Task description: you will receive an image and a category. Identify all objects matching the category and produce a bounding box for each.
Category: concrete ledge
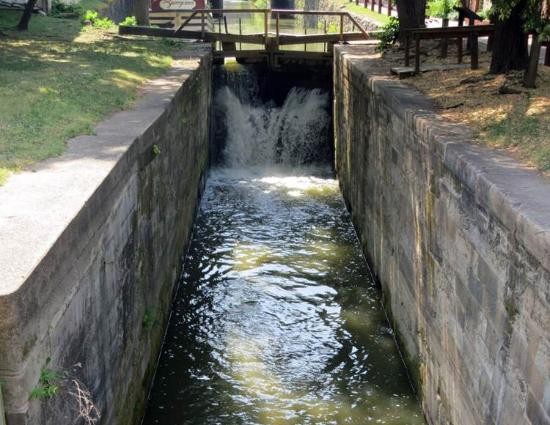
[0,46,212,425]
[334,44,550,425]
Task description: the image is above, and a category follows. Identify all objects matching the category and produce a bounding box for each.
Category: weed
[152,144,161,156]
[82,9,114,28]
[30,361,60,400]
[120,16,137,26]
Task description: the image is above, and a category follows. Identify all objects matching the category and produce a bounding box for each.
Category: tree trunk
[395,0,426,42]
[17,0,38,31]
[489,0,529,73]
[524,33,541,88]
[134,0,149,26]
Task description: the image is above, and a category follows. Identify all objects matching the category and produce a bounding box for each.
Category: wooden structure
[120,9,371,68]
[358,0,393,16]
[403,24,495,74]
[149,9,214,30]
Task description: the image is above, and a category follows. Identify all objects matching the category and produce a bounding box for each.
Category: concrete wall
[334,45,550,425]
[0,49,212,425]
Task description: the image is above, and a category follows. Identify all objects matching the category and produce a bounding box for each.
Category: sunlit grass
[407,59,550,173]
[0,10,182,184]
[332,0,391,25]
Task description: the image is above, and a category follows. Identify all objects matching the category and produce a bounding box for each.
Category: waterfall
[214,68,331,167]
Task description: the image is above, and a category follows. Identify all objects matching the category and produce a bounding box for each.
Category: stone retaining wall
[334,45,550,425]
[0,48,212,425]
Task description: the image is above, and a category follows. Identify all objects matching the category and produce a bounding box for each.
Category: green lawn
[0,11,182,184]
[334,0,391,25]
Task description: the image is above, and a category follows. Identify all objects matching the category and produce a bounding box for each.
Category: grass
[0,10,183,184]
[331,0,391,25]
[392,46,550,173]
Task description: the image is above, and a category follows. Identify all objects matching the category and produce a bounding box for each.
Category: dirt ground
[382,41,550,174]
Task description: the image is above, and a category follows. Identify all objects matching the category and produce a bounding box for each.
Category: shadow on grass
[483,92,550,171]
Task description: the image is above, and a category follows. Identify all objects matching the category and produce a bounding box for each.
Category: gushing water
[142,71,425,425]
[217,86,330,167]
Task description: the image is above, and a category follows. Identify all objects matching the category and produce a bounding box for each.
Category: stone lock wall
[334,45,550,425]
[0,49,212,425]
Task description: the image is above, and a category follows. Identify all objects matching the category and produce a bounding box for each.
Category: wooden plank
[405,24,494,39]
[119,25,265,43]
[213,50,267,58]
[277,32,366,44]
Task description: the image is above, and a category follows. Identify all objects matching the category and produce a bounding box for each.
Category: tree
[17,0,38,31]
[523,2,549,87]
[489,0,539,74]
[395,0,427,40]
[134,0,149,25]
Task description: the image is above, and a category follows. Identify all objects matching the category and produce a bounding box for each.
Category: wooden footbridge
[119,9,372,68]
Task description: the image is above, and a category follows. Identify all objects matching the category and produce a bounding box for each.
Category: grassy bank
[333,0,391,25]
[0,11,183,184]
[386,48,550,174]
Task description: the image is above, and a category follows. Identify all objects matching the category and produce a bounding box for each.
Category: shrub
[82,9,114,28]
[119,15,137,26]
[427,0,459,19]
[376,17,399,51]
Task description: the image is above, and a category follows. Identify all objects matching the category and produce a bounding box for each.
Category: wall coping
[335,44,550,272]
[0,47,210,297]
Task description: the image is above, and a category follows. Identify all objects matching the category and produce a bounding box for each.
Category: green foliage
[82,9,114,28]
[30,361,60,401]
[50,0,83,17]
[490,0,548,33]
[152,144,161,156]
[253,0,268,8]
[427,0,459,19]
[376,17,399,51]
[120,15,137,26]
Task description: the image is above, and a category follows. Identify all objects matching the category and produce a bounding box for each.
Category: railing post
[201,10,205,39]
[414,34,421,74]
[470,32,479,69]
[264,9,268,39]
[276,11,280,48]
[404,32,410,66]
[370,0,375,12]
[239,17,242,50]
[387,0,392,15]
[339,13,344,42]
[378,0,382,14]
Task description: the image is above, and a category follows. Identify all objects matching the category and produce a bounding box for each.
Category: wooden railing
[170,8,371,43]
[403,24,495,73]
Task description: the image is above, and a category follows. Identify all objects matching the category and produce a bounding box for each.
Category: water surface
[143,166,425,425]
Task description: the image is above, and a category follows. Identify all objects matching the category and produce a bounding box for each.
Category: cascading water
[217,86,330,167]
[142,66,425,425]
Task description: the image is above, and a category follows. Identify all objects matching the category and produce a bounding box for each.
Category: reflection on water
[143,166,425,425]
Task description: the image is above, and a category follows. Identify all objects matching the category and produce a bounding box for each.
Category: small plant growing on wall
[29,361,101,424]
[152,144,161,157]
[142,308,157,330]
[30,360,60,400]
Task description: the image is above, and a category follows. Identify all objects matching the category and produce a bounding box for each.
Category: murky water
[142,78,425,424]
